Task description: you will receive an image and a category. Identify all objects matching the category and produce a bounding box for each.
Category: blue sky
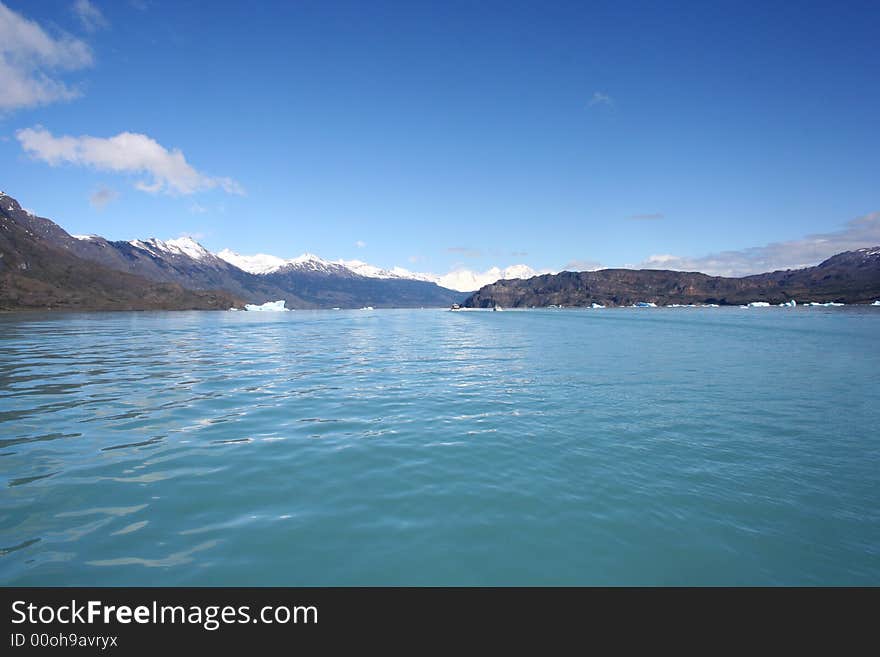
[1,0,878,277]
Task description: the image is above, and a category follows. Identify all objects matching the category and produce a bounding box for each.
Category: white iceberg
[244,300,290,312]
[590,303,605,309]
[778,300,796,307]
[633,301,657,307]
[872,301,880,306]
[747,301,771,307]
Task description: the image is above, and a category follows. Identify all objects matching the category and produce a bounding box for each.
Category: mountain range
[463,248,880,308]
[1,190,468,310]
[3,189,879,311]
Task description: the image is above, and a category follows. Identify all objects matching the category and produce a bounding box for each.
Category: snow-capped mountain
[216,248,547,292]
[3,189,879,310]
[0,191,464,308]
[129,236,215,262]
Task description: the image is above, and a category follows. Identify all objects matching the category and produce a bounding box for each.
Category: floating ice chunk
[824,302,844,307]
[244,300,290,312]
[747,301,771,307]
[778,300,796,307]
[360,306,374,310]
[590,303,605,309]
[872,301,880,306]
[633,301,657,307]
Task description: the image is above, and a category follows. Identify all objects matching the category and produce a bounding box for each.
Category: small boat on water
[450,303,463,311]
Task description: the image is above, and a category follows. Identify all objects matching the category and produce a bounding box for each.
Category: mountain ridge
[0,191,465,310]
[0,193,242,311]
[463,249,880,308]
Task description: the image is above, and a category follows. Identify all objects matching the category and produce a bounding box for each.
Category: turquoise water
[1,307,879,586]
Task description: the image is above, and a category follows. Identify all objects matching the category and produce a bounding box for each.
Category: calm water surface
[1,307,878,585]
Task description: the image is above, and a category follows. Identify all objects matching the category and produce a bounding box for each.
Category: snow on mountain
[338,259,397,279]
[216,249,288,274]
[215,248,547,291]
[130,237,214,261]
[285,253,350,275]
[217,249,349,276]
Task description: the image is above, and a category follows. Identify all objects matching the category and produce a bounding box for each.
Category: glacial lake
[1,307,878,585]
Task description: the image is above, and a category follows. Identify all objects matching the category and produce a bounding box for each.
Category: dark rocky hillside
[464,249,880,308]
[0,191,463,309]
[0,197,241,311]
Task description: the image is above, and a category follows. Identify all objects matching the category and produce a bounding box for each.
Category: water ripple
[1,308,879,585]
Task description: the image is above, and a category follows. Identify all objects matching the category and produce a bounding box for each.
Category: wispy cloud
[88,185,117,210]
[355,240,366,248]
[16,126,244,196]
[446,246,482,258]
[189,203,207,214]
[639,211,880,276]
[562,259,604,272]
[0,2,93,111]
[587,91,613,107]
[72,0,108,33]
[628,212,664,221]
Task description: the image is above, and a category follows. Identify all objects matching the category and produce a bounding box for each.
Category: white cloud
[0,2,93,111]
[433,264,551,292]
[88,185,117,209]
[588,91,613,107]
[189,203,207,214]
[16,126,244,196]
[355,240,366,248]
[638,211,880,276]
[72,0,108,33]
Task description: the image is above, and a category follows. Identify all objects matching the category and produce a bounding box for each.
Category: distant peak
[129,236,212,261]
[215,249,287,274]
[291,252,329,264]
